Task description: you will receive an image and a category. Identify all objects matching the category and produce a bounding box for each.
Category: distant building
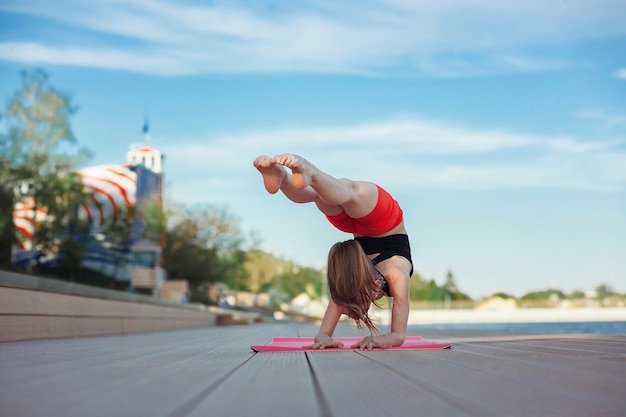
[12,144,165,291]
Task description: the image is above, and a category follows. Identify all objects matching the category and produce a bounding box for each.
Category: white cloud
[0,42,189,74]
[616,68,626,79]
[577,109,626,131]
[1,0,625,76]
[159,116,626,194]
[389,151,626,192]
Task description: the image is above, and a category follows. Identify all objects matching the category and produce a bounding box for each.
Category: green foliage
[0,68,92,268]
[491,292,516,299]
[103,206,136,281]
[224,250,250,291]
[594,284,617,300]
[2,68,90,168]
[244,249,282,293]
[520,289,565,301]
[0,165,14,266]
[30,169,89,254]
[410,269,473,302]
[245,249,324,302]
[140,199,166,243]
[162,204,249,295]
[443,269,472,301]
[567,290,586,300]
[265,265,323,300]
[59,237,83,280]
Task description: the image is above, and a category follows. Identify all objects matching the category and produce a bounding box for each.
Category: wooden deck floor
[1,322,625,417]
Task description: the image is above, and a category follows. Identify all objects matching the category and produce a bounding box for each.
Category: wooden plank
[362,336,626,416]
[453,339,626,380]
[184,352,322,417]
[0,324,290,417]
[481,337,626,357]
[177,322,323,416]
[443,336,626,413]
[1,346,252,416]
[307,350,468,416]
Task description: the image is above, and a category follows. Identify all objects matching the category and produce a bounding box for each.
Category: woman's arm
[383,271,410,346]
[305,298,345,349]
[351,261,411,349]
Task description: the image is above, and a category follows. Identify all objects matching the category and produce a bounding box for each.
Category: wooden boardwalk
[1,322,625,417]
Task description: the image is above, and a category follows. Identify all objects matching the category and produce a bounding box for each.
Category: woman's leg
[267,154,379,218]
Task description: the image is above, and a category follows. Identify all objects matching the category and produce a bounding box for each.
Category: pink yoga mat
[251,336,451,352]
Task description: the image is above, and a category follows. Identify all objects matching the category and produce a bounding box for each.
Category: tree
[521,289,565,301]
[409,270,472,302]
[567,290,586,300]
[410,277,447,301]
[162,204,248,301]
[103,206,136,284]
[264,264,323,300]
[0,68,91,270]
[595,284,616,300]
[442,269,472,301]
[491,292,516,300]
[0,159,14,266]
[443,269,458,295]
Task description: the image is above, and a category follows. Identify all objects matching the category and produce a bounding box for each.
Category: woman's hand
[304,333,344,349]
[351,335,388,351]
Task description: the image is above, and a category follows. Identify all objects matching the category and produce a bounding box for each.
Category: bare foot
[253,155,285,194]
[271,153,313,190]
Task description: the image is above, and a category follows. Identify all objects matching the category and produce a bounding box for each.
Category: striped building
[12,145,164,283]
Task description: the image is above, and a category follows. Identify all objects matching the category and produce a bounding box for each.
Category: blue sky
[1,0,625,298]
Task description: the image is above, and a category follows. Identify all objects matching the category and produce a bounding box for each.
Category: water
[410,321,626,335]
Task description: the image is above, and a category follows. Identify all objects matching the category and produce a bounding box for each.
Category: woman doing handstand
[254,153,413,350]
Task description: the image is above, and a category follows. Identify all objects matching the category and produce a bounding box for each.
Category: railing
[410,300,476,310]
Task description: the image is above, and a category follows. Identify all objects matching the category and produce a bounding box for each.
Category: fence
[410,298,625,310]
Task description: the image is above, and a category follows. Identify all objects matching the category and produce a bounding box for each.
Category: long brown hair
[327,239,380,334]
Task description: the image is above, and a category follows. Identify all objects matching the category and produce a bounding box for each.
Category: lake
[410,321,626,335]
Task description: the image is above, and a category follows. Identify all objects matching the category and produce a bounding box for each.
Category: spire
[142,113,151,144]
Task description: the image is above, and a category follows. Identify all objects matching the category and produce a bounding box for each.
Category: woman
[254,153,413,350]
